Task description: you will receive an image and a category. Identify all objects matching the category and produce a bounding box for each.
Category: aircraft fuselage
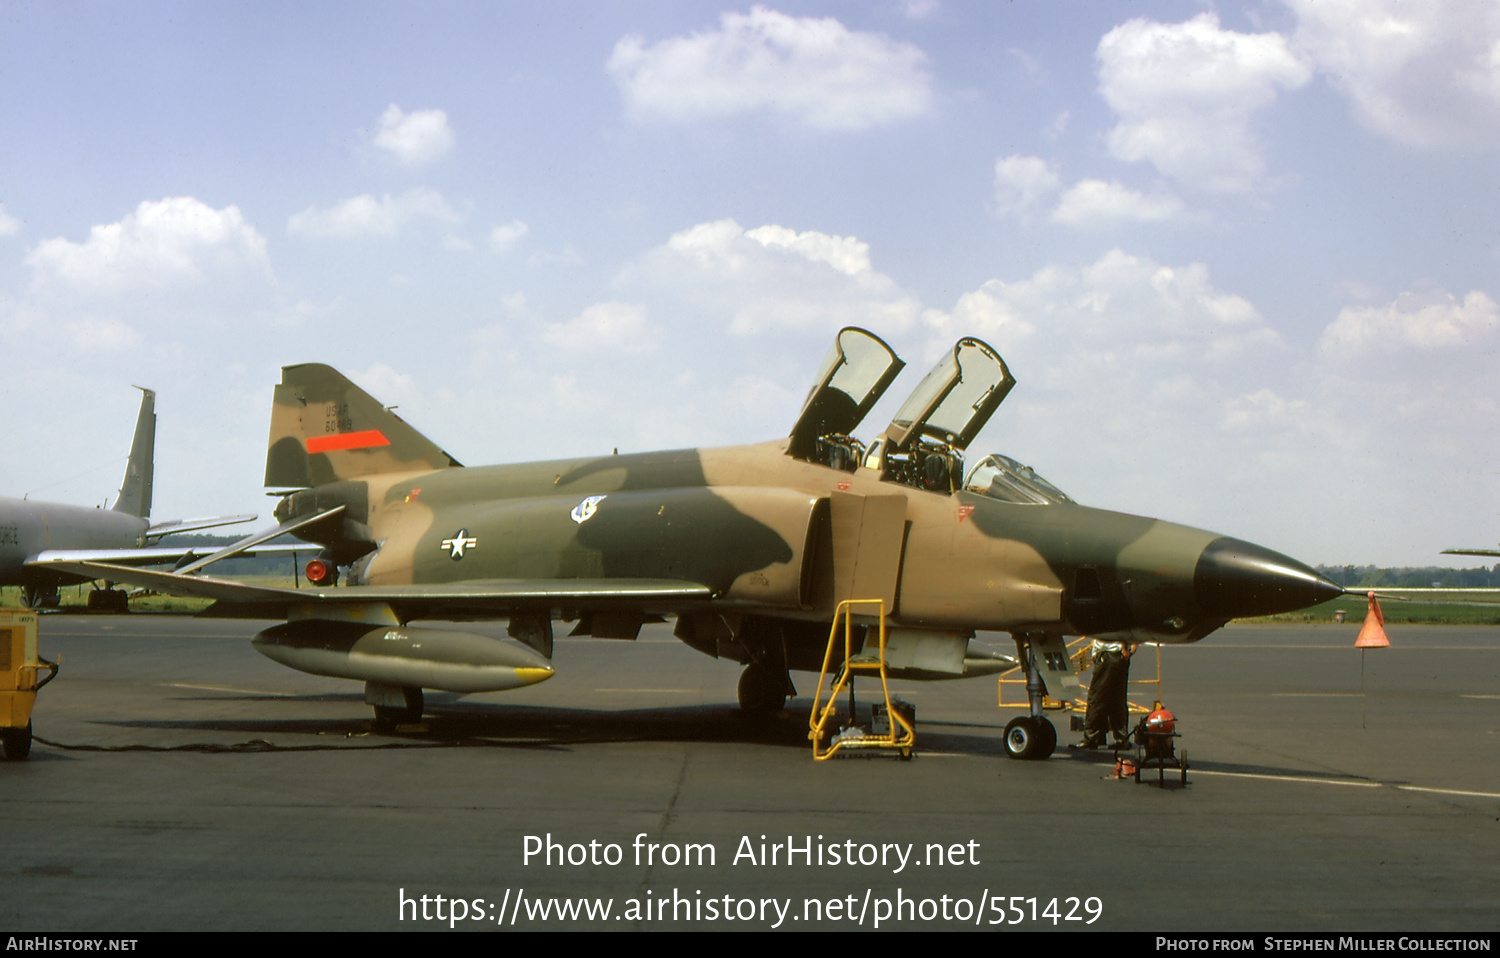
[275,438,1335,647]
[0,497,147,588]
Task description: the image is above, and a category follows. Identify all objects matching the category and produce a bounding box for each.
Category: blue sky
[1,1,1496,565]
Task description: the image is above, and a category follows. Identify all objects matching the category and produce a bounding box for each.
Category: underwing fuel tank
[252,622,554,693]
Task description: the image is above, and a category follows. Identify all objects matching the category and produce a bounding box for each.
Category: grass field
[1248,593,1500,625]
[0,578,299,616]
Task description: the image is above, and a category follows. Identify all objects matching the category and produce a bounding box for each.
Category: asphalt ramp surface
[3,616,1497,931]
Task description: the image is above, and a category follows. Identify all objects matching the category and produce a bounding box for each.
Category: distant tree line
[1318,564,1500,589]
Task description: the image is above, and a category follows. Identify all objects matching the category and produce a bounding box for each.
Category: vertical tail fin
[264,363,462,489]
[112,387,155,518]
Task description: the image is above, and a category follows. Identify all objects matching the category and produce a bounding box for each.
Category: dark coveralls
[1083,642,1134,746]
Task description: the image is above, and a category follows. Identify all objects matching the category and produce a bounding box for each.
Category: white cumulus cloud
[372,105,455,166]
[607,6,933,131]
[1285,0,1500,148]
[1223,388,1308,430]
[541,301,651,351]
[489,219,530,253]
[993,155,1186,226]
[1319,290,1500,353]
[1052,179,1186,227]
[745,224,870,275]
[634,219,921,336]
[26,197,270,296]
[287,188,461,239]
[0,204,20,237]
[928,249,1277,364]
[1097,13,1312,192]
[993,155,1063,216]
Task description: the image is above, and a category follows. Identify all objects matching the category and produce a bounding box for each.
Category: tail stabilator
[264,363,463,489]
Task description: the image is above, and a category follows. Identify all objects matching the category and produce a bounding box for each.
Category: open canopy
[787,327,904,461]
[882,337,1014,453]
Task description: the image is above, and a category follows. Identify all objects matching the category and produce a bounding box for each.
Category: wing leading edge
[27,558,714,620]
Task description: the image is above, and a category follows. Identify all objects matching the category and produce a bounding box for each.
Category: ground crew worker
[1072,638,1136,749]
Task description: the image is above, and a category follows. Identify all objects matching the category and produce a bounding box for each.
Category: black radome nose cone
[1194,537,1342,619]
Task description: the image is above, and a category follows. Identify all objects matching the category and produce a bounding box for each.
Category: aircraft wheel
[372,687,424,732]
[737,664,785,712]
[23,587,59,609]
[2,723,33,761]
[87,589,129,613]
[1003,716,1055,760]
[1036,716,1057,756]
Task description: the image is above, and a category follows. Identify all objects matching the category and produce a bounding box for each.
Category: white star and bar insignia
[440,529,478,560]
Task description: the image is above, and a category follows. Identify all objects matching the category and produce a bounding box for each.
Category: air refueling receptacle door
[882,337,1014,454]
[787,327,905,463]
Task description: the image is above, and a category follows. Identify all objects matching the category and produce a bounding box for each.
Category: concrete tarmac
[2,615,1497,932]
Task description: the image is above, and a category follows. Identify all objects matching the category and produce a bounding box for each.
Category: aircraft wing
[1362,587,1500,607]
[144,514,258,538]
[26,559,715,619]
[28,543,309,570]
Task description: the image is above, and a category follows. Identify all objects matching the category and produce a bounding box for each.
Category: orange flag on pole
[1354,591,1390,648]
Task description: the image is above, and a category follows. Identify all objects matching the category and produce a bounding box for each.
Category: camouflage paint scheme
[261,354,1327,647]
[37,331,1341,754]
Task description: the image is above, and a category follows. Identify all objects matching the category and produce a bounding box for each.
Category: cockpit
[790,328,1054,499]
[963,454,1072,505]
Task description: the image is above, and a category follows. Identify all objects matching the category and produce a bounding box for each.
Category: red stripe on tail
[306,429,391,453]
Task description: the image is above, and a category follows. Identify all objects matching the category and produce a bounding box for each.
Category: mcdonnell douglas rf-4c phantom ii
[39,329,1342,758]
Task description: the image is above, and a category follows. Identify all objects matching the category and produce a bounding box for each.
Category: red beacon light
[305,558,336,586]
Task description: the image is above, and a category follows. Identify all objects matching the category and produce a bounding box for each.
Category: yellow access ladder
[997,638,1162,719]
[808,599,915,760]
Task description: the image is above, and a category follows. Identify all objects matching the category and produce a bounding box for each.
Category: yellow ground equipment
[998,639,1163,723]
[809,599,915,760]
[1,609,57,760]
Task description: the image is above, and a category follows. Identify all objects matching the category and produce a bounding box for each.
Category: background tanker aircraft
[40,329,1341,757]
[2,388,257,610]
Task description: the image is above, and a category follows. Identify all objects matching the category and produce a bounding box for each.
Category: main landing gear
[87,588,130,613]
[366,683,424,732]
[737,662,792,712]
[22,585,59,609]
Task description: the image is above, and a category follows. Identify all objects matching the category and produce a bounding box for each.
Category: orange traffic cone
[1354,591,1390,648]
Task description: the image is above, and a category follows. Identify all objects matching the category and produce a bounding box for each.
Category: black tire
[737,664,785,712]
[88,589,129,614]
[1004,716,1053,760]
[2,723,33,761]
[1036,717,1057,756]
[372,687,424,732]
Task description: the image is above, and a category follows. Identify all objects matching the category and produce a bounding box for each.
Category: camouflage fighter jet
[3,387,260,610]
[39,329,1341,757]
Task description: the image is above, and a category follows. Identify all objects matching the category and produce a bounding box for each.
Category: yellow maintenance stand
[1,608,57,761]
[809,599,915,760]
